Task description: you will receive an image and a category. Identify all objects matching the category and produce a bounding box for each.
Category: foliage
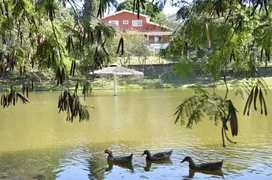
[109,30,151,65]
[58,83,91,122]
[167,0,272,147]
[116,0,167,24]
[0,0,118,122]
[0,86,29,108]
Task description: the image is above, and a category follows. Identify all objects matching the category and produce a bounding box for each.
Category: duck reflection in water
[104,149,134,172]
[105,161,134,172]
[183,169,224,179]
[144,160,173,172]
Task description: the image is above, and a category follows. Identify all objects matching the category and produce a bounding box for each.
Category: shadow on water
[143,160,173,172]
[105,161,134,172]
[183,169,224,179]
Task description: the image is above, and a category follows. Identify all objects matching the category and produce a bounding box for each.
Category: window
[132,20,142,27]
[108,20,119,26]
[123,20,129,24]
[154,36,162,43]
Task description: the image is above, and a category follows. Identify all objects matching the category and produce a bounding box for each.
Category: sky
[162,1,179,15]
[73,0,179,15]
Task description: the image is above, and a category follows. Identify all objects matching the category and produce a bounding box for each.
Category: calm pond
[0,89,271,180]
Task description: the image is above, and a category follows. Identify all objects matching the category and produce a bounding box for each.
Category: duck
[181,156,223,171]
[104,149,133,163]
[141,150,173,161]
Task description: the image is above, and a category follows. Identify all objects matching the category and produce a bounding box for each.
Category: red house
[102,10,172,45]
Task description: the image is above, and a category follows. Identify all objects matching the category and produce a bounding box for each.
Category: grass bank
[2,65,272,92]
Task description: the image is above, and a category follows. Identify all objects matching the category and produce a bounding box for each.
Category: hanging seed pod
[26,87,29,98]
[56,68,60,85]
[0,95,2,106]
[247,90,254,116]
[13,95,16,106]
[116,37,124,55]
[17,93,29,104]
[259,89,268,116]
[136,0,140,19]
[72,61,76,76]
[102,45,109,56]
[260,48,263,62]
[20,31,23,45]
[243,87,253,115]
[266,50,270,62]
[69,60,76,76]
[58,89,90,122]
[259,88,263,114]
[31,56,34,68]
[121,37,124,55]
[253,86,258,110]
[3,95,7,108]
[31,79,34,91]
[69,61,74,76]
[82,84,86,101]
[61,69,65,84]
[74,81,79,95]
[66,35,71,52]
[97,29,102,44]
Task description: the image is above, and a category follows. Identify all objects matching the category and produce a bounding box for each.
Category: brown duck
[181,156,223,171]
[141,150,173,161]
[104,149,133,163]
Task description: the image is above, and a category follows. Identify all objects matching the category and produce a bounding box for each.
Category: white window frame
[108,20,119,26]
[132,20,142,27]
[123,20,129,24]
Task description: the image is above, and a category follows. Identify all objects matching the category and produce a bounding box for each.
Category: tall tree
[0,0,117,121]
[168,0,271,147]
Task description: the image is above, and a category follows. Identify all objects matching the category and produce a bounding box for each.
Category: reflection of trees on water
[0,149,59,180]
[183,169,224,179]
[144,160,173,172]
[87,155,134,179]
[87,155,106,180]
[105,161,134,172]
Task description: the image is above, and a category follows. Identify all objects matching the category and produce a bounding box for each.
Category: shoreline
[1,76,272,93]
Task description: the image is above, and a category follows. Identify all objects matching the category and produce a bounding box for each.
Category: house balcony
[148,43,169,52]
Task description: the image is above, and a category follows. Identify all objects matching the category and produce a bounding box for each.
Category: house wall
[103,11,163,31]
[146,35,170,43]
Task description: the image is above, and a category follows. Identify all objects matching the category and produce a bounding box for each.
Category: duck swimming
[141,150,173,161]
[181,156,223,171]
[104,149,133,163]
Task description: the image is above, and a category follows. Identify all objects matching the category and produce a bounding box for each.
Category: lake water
[0,89,271,180]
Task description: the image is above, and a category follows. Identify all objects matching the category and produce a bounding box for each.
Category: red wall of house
[103,12,162,31]
[148,35,170,41]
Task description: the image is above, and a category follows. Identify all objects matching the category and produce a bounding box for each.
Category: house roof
[103,10,149,20]
[102,10,171,30]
